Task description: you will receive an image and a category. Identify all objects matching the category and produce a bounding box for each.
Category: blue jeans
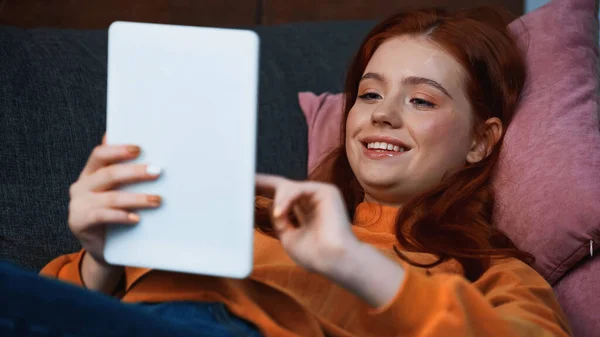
[0,262,263,337]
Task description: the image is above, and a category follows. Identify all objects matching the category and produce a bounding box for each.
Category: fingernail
[147,195,162,206]
[127,145,141,155]
[128,213,140,222]
[146,165,162,176]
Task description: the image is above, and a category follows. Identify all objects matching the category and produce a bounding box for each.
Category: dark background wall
[0,0,524,29]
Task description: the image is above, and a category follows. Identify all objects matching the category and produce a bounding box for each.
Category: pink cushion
[554,256,600,337]
[492,0,600,285]
[298,92,345,172]
[298,0,599,284]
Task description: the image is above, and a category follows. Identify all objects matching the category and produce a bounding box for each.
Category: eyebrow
[360,72,453,99]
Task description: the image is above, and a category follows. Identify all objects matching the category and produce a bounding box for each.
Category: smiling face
[346,36,481,206]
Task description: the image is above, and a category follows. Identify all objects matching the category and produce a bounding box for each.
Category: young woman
[1,7,572,337]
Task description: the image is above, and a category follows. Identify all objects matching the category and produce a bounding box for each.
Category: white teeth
[365,142,408,152]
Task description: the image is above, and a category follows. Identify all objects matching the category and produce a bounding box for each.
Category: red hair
[257,7,533,281]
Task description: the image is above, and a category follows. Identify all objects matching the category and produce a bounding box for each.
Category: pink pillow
[554,257,599,337]
[298,92,345,172]
[298,0,599,284]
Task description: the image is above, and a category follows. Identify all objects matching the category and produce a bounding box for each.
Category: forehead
[365,36,466,88]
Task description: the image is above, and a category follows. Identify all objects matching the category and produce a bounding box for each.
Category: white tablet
[104,21,259,278]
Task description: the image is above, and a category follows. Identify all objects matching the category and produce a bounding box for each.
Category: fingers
[99,191,162,210]
[273,187,313,220]
[256,174,295,215]
[68,191,161,234]
[271,187,322,241]
[68,188,163,249]
[84,192,161,227]
[256,174,311,231]
[75,163,162,193]
[256,173,324,217]
[255,173,287,198]
[86,208,141,227]
[256,174,294,232]
[80,144,141,177]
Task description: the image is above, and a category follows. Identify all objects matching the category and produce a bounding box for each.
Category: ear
[466,117,503,164]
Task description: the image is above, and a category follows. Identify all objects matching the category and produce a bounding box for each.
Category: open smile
[359,136,412,159]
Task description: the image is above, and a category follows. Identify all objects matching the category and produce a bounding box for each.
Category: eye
[409,98,436,108]
[358,92,382,101]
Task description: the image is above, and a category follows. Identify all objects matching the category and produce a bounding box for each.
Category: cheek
[345,105,372,163]
[344,108,357,154]
[415,112,471,157]
[345,106,367,141]
[345,110,356,142]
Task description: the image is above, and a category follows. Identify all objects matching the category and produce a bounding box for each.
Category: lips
[360,136,411,150]
[359,135,411,160]
[365,141,407,152]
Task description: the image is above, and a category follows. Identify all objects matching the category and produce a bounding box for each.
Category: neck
[363,193,404,208]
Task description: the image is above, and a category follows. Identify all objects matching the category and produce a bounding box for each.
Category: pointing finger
[255,173,289,198]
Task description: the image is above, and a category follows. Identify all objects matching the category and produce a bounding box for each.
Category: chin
[356,169,402,189]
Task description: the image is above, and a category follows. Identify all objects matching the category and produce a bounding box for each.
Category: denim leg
[141,302,263,337]
[0,262,240,337]
[209,303,263,337]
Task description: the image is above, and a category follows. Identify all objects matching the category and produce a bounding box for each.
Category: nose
[370,99,403,128]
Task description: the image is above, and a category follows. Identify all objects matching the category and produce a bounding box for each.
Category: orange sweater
[41,202,572,337]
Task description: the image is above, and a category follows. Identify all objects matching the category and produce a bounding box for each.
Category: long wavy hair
[256,7,534,281]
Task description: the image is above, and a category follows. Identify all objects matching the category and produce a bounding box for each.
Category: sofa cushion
[299,92,345,172]
[554,256,599,337]
[0,27,108,270]
[492,0,599,285]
